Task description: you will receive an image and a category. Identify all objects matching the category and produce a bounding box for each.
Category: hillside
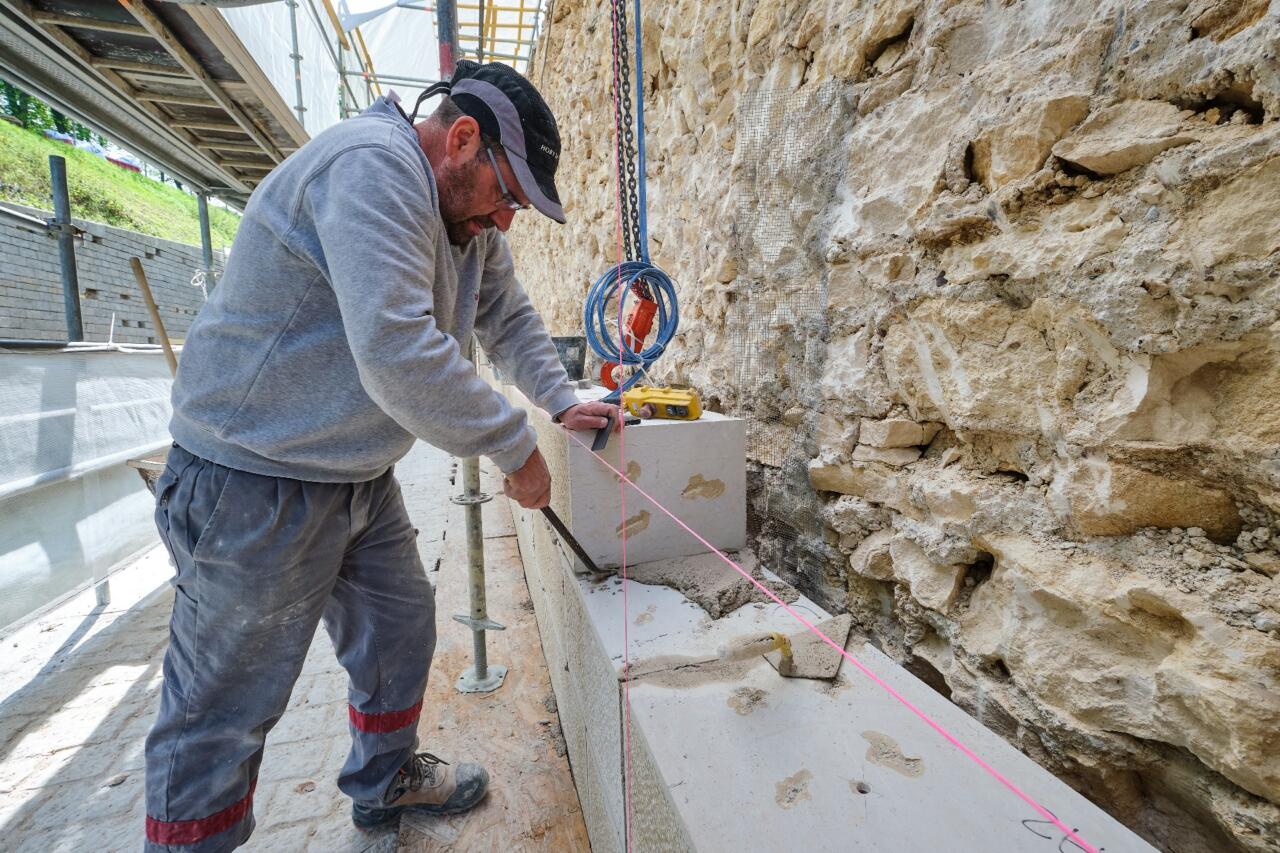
[0,120,239,248]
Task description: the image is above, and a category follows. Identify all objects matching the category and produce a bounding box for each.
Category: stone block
[971,94,1091,190]
[889,537,966,611]
[849,529,895,580]
[858,417,941,448]
[1052,100,1195,176]
[807,460,921,518]
[1063,461,1242,542]
[504,383,746,569]
[852,444,922,466]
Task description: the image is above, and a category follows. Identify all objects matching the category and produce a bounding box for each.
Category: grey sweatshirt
[169,97,580,481]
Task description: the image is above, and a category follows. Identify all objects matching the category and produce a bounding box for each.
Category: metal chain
[610,0,642,262]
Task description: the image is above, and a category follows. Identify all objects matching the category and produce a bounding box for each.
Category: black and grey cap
[412,61,565,224]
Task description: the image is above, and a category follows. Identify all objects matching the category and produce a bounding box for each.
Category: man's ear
[445,115,482,163]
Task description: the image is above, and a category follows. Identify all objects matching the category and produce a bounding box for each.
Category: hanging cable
[586,0,677,404]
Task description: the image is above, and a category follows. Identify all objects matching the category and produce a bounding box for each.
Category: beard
[436,156,493,246]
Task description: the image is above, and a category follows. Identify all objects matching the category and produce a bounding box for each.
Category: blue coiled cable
[586,0,676,404]
[583,261,678,402]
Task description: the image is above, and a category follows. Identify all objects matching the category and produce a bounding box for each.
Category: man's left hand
[557,401,623,432]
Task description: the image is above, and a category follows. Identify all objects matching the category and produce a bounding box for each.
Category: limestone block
[1051,100,1196,176]
[889,536,966,611]
[859,417,943,448]
[852,444,922,466]
[807,460,920,519]
[849,529,895,580]
[971,94,1091,190]
[1063,460,1242,542]
[509,384,746,569]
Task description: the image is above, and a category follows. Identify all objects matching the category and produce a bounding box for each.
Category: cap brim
[508,151,565,224]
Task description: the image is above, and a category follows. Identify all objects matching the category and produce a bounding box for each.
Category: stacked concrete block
[0,203,225,344]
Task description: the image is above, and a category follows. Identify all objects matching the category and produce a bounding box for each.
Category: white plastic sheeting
[222,1,345,136]
[218,1,439,139]
[0,349,173,629]
[359,7,440,84]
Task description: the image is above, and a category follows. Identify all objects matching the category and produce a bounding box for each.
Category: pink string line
[606,1,634,845]
[563,428,1100,853]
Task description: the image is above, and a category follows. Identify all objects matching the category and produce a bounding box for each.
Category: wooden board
[395,462,591,852]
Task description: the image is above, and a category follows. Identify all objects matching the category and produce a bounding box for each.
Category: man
[144,61,615,851]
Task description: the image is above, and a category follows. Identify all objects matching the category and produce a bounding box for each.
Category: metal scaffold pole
[48,155,84,344]
[451,344,507,694]
[196,193,217,291]
[437,0,458,75]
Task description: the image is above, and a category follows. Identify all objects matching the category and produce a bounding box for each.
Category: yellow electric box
[622,385,702,421]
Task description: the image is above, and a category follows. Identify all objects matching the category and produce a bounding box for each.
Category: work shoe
[352,752,489,829]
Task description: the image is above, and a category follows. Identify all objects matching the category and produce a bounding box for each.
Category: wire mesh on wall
[727,81,851,596]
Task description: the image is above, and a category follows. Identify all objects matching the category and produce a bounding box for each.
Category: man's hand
[557,401,623,432]
[504,447,551,509]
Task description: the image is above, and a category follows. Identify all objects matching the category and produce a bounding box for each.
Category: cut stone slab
[494,378,746,570]
[508,483,1159,852]
[764,613,853,680]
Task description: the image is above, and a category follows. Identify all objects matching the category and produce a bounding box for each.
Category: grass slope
[0,120,239,249]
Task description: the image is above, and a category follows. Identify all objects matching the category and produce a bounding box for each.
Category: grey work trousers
[143,444,436,851]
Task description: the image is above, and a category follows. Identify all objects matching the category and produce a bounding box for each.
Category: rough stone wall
[510,1,1280,850]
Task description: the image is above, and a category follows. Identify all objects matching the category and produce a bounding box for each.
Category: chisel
[541,506,601,573]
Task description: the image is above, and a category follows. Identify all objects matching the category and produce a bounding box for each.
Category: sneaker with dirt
[352,752,489,829]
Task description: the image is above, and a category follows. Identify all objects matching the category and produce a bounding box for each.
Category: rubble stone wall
[509,1,1280,850]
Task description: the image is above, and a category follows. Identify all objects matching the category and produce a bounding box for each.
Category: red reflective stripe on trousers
[145,778,256,845]
[348,700,423,734]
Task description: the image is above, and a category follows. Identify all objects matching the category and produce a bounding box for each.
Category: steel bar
[458,48,523,61]
[196,192,216,290]
[0,339,68,349]
[541,506,602,573]
[48,156,84,342]
[464,457,490,678]
[32,11,147,35]
[340,71,441,85]
[459,35,533,46]
[286,0,306,124]
[352,27,381,97]
[436,0,457,75]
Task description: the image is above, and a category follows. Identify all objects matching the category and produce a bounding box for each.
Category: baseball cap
[409,61,565,224]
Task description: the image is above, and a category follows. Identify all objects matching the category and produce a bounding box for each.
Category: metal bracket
[452,613,506,632]
[455,664,507,694]
[450,492,493,505]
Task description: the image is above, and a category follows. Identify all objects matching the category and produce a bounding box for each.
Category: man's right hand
[503,447,551,509]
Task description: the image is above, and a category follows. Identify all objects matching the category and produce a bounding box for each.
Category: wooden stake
[129,257,178,376]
